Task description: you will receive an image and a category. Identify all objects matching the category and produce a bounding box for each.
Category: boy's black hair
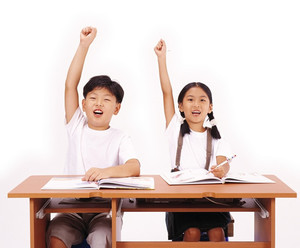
[177,82,221,139]
[83,75,124,103]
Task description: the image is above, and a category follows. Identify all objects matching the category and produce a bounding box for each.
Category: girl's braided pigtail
[207,112,221,139]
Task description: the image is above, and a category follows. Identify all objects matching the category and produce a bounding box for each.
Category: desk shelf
[44,198,111,214]
[42,197,260,214]
[122,198,260,212]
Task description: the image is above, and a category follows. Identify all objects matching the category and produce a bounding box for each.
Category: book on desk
[41,176,155,190]
[161,169,275,185]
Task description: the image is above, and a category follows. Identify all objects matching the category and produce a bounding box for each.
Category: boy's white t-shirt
[65,107,137,175]
[166,114,233,171]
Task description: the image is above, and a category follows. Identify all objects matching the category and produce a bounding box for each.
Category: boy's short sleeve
[118,134,138,165]
[65,107,86,135]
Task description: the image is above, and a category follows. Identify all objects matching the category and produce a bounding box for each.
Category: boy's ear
[82,99,86,112]
[114,103,121,115]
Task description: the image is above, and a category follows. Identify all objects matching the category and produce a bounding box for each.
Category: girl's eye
[90,97,96,100]
[104,98,111,101]
[187,98,193,102]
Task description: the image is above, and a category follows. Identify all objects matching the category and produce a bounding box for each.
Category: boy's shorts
[46,212,123,248]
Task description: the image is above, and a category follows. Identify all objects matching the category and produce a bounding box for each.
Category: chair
[71,215,234,245]
[172,215,234,242]
[71,239,90,248]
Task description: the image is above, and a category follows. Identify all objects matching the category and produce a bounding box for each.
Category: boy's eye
[104,98,111,101]
[187,98,193,101]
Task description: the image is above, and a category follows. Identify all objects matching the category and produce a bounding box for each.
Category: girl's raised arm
[154,39,175,127]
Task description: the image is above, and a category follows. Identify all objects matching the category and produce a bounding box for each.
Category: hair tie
[210,119,217,126]
[180,117,185,125]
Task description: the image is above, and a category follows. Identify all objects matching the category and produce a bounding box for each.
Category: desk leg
[111,198,117,248]
[254,198,275,248]
[30,198,50,248]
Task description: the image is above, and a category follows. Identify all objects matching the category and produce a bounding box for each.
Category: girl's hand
[82,167,110,182]
[154,39,167,58]
[210,164,227,179]
[80,26,97,47]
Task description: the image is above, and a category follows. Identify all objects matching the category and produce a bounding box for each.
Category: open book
[41,176,155,190]
[161,169,274,185]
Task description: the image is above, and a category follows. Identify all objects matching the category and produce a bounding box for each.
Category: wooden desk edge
[7,174,297,199]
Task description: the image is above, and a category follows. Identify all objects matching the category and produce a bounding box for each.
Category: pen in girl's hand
[206,155,237,174]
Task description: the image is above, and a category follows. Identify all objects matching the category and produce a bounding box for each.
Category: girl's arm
[211,156,230,179]
[154,39,175,128]
[65,26,97,123]
[82,159,140,181]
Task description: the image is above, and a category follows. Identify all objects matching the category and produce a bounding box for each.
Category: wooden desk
[8,175,297,248]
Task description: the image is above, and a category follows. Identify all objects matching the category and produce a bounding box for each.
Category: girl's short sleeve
[165,114,182,138]
[215,138,233,159]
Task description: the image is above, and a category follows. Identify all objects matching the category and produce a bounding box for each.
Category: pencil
[206,155,237,174]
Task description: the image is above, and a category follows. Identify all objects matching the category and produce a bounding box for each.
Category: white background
[1,0,299,247]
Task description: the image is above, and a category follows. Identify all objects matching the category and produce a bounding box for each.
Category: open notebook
[161,169,274,185]
[41,176,155,190]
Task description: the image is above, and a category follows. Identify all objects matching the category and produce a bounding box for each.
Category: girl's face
[178,86,212,132]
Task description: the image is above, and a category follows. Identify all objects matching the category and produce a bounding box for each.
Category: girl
[154,39,232,242]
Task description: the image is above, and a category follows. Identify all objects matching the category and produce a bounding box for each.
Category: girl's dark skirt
[166,212,231,240]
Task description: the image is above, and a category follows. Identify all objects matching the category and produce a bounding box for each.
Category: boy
[46,27,140,248]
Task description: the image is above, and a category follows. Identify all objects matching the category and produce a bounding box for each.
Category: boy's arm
[154,39,175,128]
[65,27,97,123]
[82,159,140,181]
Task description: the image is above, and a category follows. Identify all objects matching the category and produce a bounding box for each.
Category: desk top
[7,175,297,199]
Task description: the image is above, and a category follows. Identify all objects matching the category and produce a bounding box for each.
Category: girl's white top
[165,114,233,171]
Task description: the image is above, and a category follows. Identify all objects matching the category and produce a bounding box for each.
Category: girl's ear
[114,103,121,115]
[82,99,86,112]
[208,103,213,114]
[178,103,183,112]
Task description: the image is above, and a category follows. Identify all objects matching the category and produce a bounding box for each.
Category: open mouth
[192,111,201,115]
[93,109,103,115]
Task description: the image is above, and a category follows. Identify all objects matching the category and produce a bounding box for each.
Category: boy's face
[82,87,121,130]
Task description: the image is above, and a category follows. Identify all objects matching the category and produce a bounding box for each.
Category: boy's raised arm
[65,27,97,123]
[154,39,175,128]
